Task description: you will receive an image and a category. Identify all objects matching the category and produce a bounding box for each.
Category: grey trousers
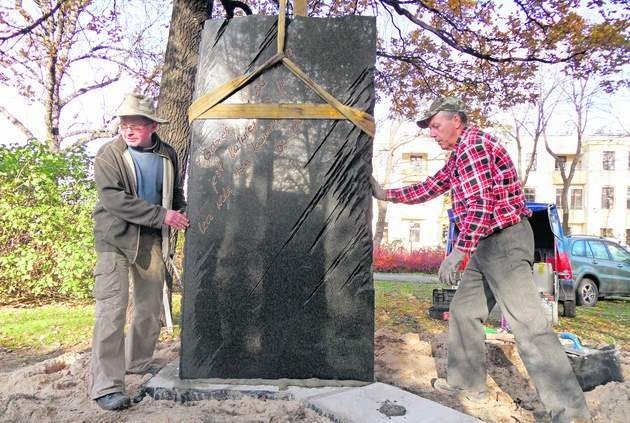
[89,232,164,399]
[447,219,590,422]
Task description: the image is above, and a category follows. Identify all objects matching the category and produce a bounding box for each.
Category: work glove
[438,248,467,285]
[370,175,387,201]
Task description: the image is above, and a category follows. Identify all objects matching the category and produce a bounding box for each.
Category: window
[602,186,615,209]
[600,228,613,238]
[570,188,583,209]
[588,241,610,260]
[555,156,567,171]
[524,187,536,202]
[603,151,615,170]
[571,240,588,257]
[409,222,421,243]
[607,242,630,262]
[403,153,427,171]
[410,154,426,170]
[555,188,563,207]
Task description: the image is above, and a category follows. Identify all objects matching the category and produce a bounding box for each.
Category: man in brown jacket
[89,94,188,410]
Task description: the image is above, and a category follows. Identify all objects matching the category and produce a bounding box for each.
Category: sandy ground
[374,330,630,422]
[1,329,628,423]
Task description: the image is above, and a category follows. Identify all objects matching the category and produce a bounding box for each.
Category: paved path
[373,272,439,283]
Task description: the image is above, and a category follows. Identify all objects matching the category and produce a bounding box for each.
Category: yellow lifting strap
[187,0,375,138]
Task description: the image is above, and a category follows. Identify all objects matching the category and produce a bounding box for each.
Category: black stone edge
[141,385,282,402]
[139,385,344,423]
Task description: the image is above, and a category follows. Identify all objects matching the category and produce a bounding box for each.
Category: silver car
[565,235,630,306]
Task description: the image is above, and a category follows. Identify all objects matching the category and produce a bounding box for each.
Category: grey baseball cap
[416,97,467,128]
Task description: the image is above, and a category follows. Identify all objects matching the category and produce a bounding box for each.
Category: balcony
[552,170,586,185]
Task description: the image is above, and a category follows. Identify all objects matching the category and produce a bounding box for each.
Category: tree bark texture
[157,0,212,173]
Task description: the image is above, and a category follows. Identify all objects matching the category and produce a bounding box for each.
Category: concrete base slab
[142,360,478,422]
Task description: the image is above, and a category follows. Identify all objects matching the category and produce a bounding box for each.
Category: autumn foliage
[373,246,445,273]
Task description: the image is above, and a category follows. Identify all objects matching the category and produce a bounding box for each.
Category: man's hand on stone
[164,210,189,231]
[438,248,467,285]
[370,175,387,201]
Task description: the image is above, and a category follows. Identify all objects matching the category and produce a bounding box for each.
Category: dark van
[446,202,577,318]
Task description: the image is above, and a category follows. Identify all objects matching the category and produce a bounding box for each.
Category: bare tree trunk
[372,120,412,247]
[561,186,570,235]
[155,0,212,325]
[373,200,388,247]
[157,0,211,171]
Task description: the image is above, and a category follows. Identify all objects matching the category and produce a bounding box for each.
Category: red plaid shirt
[386,126,531,253]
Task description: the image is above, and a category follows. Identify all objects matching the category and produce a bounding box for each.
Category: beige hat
[115,93,168,124]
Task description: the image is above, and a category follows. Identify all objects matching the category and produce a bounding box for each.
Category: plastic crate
[432,288,457,310]
[428,306,449,320]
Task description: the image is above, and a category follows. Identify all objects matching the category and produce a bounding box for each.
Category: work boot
[432,378,487,404]
[95,392,131,411]
[126,363,162,375]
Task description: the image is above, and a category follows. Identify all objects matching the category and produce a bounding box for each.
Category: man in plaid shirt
[371,97,590,422]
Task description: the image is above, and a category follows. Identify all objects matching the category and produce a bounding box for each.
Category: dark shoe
[432,378,487,404]
[95,392,130,411]
[126,363,162,375]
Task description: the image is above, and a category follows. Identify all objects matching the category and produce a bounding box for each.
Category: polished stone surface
[180,15,376,381]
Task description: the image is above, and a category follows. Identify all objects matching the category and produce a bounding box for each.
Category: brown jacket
[93,134,186,263]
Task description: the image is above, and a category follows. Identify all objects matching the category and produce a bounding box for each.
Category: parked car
[564,235,630,307]
[446,202,577,318]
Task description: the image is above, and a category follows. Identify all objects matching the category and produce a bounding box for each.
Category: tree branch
[1,0,68,42]
[60,74,121,108]
[0,104,36,140]
[377,50,482,86]
[380,0,588,64]
[63,129,117,149]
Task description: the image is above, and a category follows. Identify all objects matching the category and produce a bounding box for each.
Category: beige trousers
[89,231,164,399]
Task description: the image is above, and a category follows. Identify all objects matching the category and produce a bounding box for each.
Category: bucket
[565,345,624,391]
[540,295,557,326]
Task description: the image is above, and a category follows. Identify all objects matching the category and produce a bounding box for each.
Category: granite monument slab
[180,14,376,382]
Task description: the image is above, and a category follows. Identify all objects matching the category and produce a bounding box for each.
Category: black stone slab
[180,15,376,381]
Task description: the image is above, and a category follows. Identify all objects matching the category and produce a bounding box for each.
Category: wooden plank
[294,0,307,16]
[278,0,287,53]
[195,103,347,119]
[282,57,375,137]
[188,53,284,123]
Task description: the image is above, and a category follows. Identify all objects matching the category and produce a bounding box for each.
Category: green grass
[0,294,183,352]
[0,302,95,351]
[0,283,628,354]
[375,281,448,335]
[374,280,630,350]
[556,298,629,348]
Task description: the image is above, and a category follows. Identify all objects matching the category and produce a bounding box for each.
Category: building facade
[372,124,630,250]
